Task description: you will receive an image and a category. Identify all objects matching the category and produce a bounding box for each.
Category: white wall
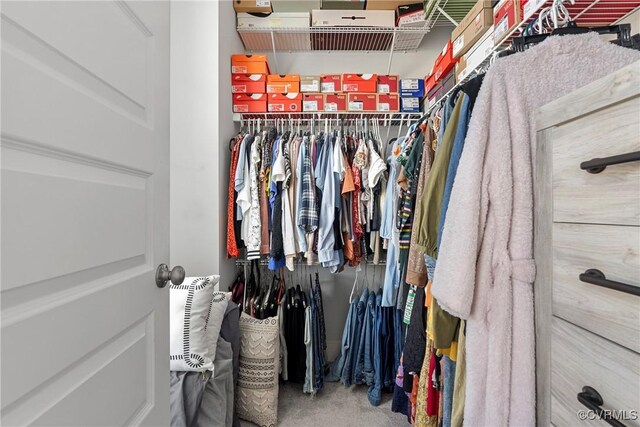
[170,0,240,285]
[217,1,247,286]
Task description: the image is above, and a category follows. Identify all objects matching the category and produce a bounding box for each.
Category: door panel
[1,2,169,425]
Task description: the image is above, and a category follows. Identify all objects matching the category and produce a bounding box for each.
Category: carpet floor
[239,381,408,427]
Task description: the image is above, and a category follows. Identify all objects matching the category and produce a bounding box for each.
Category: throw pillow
[170,275,226,371]
[236,313,280,427]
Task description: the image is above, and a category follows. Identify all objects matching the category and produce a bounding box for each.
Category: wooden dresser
[535,61,640,426]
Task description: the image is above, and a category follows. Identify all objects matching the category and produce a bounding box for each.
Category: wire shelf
[424,0,640,113]
[425,0,477,27]
[233,111,424,127]
[238,24,433,52]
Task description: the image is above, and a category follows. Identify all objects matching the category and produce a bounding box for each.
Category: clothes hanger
[396,114,405,141]
[349,268,360,303]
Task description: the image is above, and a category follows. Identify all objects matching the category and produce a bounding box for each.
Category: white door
[1,1,171,425]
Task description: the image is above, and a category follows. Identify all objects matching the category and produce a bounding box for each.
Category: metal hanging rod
[233,112,423,123]
[234,258,387,266]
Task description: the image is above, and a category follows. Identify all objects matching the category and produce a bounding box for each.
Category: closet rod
[234,259,387,266]
[233,112,422,122]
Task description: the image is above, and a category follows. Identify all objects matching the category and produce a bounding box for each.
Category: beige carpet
[239,381,408,427]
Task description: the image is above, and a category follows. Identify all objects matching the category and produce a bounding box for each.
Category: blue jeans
[381,306,394,388]
[442,356,456,427]
[312,289,324,391]
[342,288,368,386]
[393,308,404,375]
[327,299,355,382]
[360,290,376,386]
[368,290,384,406]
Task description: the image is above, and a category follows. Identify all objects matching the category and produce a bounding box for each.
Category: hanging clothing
[405,130,434,287]
[246,135,262,260]
[227,135,242,258]
[432,34,639,426]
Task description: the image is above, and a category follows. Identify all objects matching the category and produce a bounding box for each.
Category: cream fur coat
[431,33,639,426]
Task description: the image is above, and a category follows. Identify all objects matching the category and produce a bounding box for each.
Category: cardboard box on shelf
[324,93,347,111]
[432,40,458,82]
[377,93,400,111]
[400,96,420,113]
[454,56,467,83]
[400,78,424,97]
[493,0,522,45]
[397,3,425,26]
[272,0,321,12]
[312,9,395,27]
[458,25,494,81]
[343,74,378,93]
[321,75,342,93]
[233,0,272,14]
[233,94,268,113]
[377,75,399,93]
[303,94,325,111]
[301,75,321,92]
[268,93,302,112]
[237,12,311,29]
[267,74,301,93]
[365,0,417,10]
[427,70,455,101]
[231,54,270,74]
[348,93,377,111]
[451,0,493,58]
[321,0,365,10]
[424,73,437,95]
[232,74,267,94]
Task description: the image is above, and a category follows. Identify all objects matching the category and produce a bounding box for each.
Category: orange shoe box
[231,54,270,74]
[303,94,324,112]
[348,93,377,111]
[232,74,267,93]
[377,75,399,93]
[268,93,302,112]
[342,74,378,93]
[267,74,301,93]
[324,93,347,111]
[233,93,267,113]
[377,93,399,112]
[321,74,342,93]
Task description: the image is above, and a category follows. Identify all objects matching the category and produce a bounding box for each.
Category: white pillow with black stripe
[169,275,227,372]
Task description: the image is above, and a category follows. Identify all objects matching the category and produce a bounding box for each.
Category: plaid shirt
[298,137,318,233]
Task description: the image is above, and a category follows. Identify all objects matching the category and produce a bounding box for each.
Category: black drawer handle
[579,269,640,297]
[580,150,640,174]
[578,386,626,427]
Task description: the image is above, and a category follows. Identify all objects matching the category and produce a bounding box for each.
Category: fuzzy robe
[431,34,639,427]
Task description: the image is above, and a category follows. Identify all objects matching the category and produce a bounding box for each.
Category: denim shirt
[367,289,384,406]
[437,93,471,252]
[381,139,402,307]
[318,135,343,268]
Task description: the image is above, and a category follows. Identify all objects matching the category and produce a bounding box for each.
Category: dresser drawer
[551,317,640,427]
[552,222,640,352]
[552,96,640,226]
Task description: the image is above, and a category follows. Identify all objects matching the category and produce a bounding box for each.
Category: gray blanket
[170,302,240,427]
